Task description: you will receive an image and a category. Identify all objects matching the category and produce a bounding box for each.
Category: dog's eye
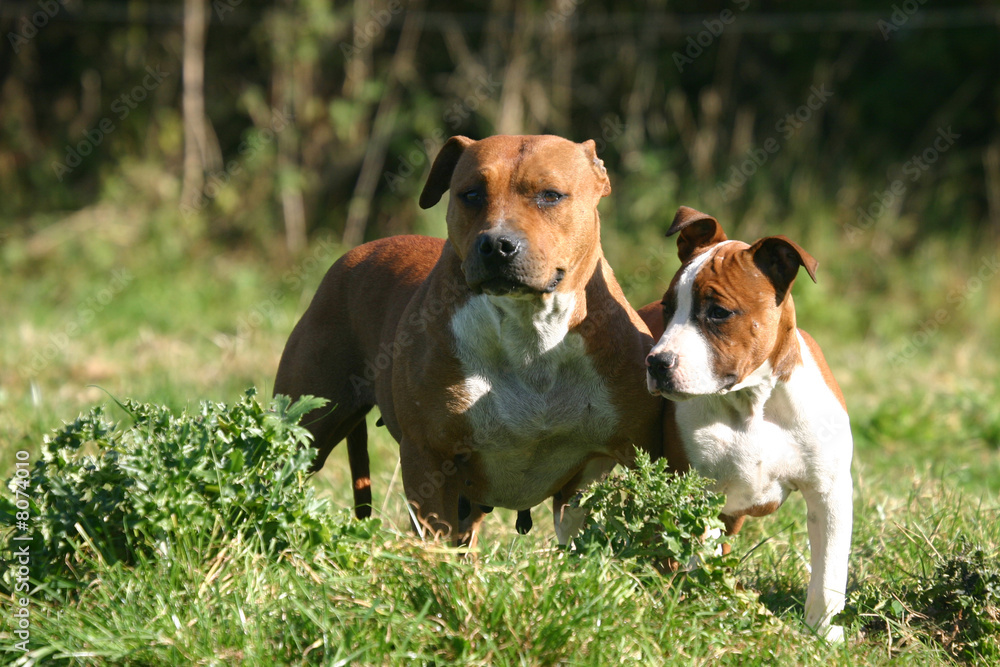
[460,189,483,206]
[538,190,565,206]
[706,304,734,321]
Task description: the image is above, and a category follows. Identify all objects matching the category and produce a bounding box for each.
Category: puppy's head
[419,135,612,297]
[646,207,817,399]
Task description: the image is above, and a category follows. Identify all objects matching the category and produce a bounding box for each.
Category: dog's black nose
[477,232,522,264]
[646,351,678,379]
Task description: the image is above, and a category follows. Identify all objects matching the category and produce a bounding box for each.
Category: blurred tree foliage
[1,0,998,249]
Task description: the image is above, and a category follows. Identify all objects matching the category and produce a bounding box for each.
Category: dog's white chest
[676,352,852,516]
[677,397,804,514]
[449,294,618,509]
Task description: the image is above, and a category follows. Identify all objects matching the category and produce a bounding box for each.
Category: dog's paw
[516,509,533,534]
[820,624,845,643]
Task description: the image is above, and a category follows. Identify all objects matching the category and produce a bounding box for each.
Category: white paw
[819,623,845,643]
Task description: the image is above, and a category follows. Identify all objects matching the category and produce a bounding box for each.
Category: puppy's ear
[419,136,475,209]
[665,207,727,263]
[580,139,612,197]
[750,235,818,304]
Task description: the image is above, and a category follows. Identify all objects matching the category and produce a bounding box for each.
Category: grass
[1,192,998,664]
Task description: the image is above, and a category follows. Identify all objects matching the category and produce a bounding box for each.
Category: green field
[1,196,998,665]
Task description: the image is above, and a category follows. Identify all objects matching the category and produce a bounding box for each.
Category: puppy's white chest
[676,355,853,516]
[678,401,803,515]
[449,294,618,508]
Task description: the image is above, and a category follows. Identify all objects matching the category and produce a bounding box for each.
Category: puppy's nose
[477,232,522,264]
[646,351,678,379]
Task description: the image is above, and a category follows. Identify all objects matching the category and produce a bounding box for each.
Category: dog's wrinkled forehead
[668,241,744,303]
[675,240,745,284]
[676,240,780,310]
[453,135,597,189]
[694,240,750,270]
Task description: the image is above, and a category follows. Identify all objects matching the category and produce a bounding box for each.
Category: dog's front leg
[400,438,467,545]
[552,456,618,545]
[800,475,853,642]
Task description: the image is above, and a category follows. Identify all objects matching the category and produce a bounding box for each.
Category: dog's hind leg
[347,421,372,519]
[305,404,373,520]
[305,404,369,471]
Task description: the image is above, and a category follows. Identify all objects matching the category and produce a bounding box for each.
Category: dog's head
[646,206,818,399]
[420,135,612,297]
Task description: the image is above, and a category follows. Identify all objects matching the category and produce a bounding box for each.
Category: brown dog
[275,135,666,545]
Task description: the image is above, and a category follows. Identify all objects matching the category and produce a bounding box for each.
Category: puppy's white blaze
[650,243,736,395]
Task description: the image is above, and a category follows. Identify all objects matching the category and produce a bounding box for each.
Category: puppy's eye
[461,189,483,205]
[706,304,734,321]
[539,190,565,205]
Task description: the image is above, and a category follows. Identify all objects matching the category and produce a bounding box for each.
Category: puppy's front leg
[801,476,853,642]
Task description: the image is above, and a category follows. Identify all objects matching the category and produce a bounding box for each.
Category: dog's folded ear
[750,235,818,304]
[666,206,728,262]
[419,135,476,209]
[580,139,612,197]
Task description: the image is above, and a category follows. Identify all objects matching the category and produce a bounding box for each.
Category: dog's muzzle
[464,230,561,296]
[645,351,690,399]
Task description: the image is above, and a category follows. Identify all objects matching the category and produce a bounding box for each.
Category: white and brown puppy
[640,206,854,641]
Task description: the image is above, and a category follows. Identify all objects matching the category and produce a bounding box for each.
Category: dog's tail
[346,422,372,519]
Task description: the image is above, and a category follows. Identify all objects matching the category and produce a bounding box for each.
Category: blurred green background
[3,1,998,246]
[3,4,999,661]
[1,0,998,498]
